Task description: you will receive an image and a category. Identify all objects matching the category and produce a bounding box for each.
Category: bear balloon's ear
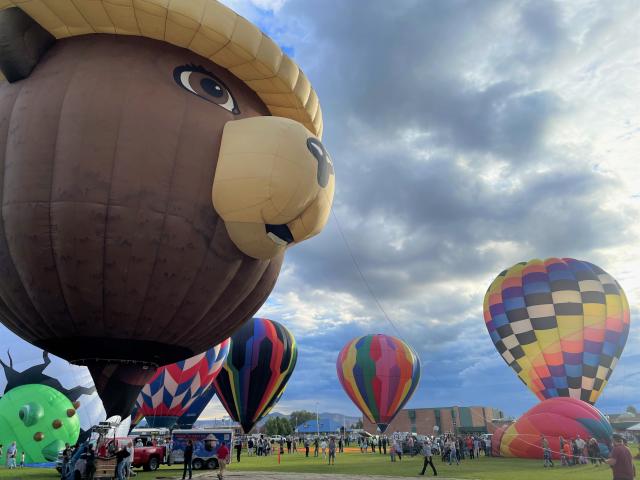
[0,7,55,83]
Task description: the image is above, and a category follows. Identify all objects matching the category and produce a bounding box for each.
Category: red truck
[129,428,172,471]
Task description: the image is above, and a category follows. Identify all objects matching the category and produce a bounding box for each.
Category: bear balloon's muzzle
[212,116,335,259]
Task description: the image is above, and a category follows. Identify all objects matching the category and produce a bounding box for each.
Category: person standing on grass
[304,438,310,457]
[382,436,387,455]
[561,441,571,466]
[314,437,319,457]
[449,438,459,466]
[85,444,96,480]
[182,440,193,480]
[216,441,230,480]
[328,437,336,466]
[541,435,554,468]
[7,442,17,469]
[606,434,635,480]
[419,441,437,476]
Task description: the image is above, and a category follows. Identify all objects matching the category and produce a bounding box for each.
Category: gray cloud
[235,0,640,416]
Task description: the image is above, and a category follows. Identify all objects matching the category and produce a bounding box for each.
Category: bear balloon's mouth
[266,224,295,246]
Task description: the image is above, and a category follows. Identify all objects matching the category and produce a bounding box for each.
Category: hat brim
[0,0,322,138]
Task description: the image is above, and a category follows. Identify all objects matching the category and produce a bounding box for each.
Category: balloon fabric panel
[484,258,630,404]
[212,318,297,433]
[136,340,229,424]
[498,397,612,459]
[336,334,420,432]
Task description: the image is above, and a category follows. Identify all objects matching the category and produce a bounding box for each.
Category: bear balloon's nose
[212,117,335,259]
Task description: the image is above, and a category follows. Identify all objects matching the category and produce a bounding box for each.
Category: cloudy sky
[199,0,640,421]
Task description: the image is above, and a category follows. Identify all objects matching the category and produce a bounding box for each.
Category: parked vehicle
[129,428,171,471]
[170,429,234,470]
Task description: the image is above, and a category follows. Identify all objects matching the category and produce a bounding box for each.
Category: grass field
[0,451,637,480]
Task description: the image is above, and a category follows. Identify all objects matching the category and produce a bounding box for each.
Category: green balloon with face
[0,384,80,463]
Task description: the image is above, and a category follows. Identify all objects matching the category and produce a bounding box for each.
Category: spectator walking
[216,442,230,480]
[304,438,310,457]
[320,439,327,459]
[419,442,438,476]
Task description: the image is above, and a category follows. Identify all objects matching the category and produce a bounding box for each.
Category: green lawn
[229,450,631,479]
[0,452,637,480]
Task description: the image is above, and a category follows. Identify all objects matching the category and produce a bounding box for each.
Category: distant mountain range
[256,411,362,428]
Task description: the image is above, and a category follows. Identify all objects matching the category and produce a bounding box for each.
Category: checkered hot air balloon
[484,258,630,404]
[212,318,297,433]
[336,334,421,433]
[135,339,230,428]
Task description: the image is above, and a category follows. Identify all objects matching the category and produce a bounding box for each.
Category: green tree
[264,416,294,436]
[626,405,637,416]
[288,410,316,431]
[351,419,363,429]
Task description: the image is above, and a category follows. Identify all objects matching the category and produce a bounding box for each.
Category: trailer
[170,429,233,470]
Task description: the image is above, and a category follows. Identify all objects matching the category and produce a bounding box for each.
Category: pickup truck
[130,441,167,471]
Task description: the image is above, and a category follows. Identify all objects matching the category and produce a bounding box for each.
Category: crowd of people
[234,434,344,465]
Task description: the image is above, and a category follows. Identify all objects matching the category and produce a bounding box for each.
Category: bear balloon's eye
[173,65,239,114]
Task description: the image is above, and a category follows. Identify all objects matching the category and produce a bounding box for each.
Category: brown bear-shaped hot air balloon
[0,1,334,417]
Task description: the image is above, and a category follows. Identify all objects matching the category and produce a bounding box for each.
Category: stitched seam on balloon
[132,92,189,339]
[34,1,71,38]
[130,0,143,36]
[68,0,97,35]
[162,220,218,343]
[173,256,266,347]
[100,70,129,337]
[0,84,52,340]
[100,1,118,36]
[49,61,82,336]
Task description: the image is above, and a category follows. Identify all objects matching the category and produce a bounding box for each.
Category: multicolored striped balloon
[135,339,230,428]
[212,318,297,433]
[484,258,630,404]
[336,334,421,433]
[498,397,612,459]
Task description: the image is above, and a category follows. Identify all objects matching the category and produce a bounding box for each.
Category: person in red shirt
[606,434,635,480]
[216,442,230,480]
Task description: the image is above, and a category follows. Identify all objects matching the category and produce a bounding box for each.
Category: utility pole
[316,402,320,437]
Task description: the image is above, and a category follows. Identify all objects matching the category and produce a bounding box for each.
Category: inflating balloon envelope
[135,339,229,428]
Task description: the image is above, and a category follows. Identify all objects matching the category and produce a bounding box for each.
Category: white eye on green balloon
[19,402,44,426]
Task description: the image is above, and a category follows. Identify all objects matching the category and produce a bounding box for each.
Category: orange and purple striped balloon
[336,334,421,432]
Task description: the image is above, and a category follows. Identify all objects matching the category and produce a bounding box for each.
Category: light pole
[316,402,320,437]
